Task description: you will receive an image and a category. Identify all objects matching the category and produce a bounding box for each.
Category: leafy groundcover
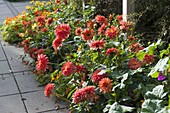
[1,0,170,113]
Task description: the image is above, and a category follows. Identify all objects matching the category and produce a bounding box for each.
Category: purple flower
[158,71,166,81]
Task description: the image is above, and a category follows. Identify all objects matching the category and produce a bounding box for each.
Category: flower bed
[1,0,170,112]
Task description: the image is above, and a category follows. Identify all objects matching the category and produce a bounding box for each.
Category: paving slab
[0,60,10,73]
[14,6,27,14]
[15,71,43,93]
[0,74,19,96]
[22,91,69,113]
[0,75,19,96]
[2,43,32,72]
[0,46,6,60]
[11,1,30,7]
[0,94,26,113]
[38,109,69,113]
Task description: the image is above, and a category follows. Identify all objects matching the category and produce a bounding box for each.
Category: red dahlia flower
[128,58,142,70]
[95,15,108,25]
[98,78,113,94]
[116,15,123,21]
[105,26,119,39]
[81,28,94,41]
[106,47,120,55]
[54,23,71,39]
[52,37,63,51]
[72,86,98,104]
[61,61,75,76]
[36,16,46,27]
[44,83,55,98]
[90,39,105,50]
[91,70,107,83]
[128,43,144,53]
[143,54,154,64]
[36,54,49,72]
[98,23,106,35]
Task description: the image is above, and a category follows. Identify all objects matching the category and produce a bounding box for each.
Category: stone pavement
[0,0,69,113]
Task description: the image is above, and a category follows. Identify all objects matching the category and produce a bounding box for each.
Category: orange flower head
[36,54,49,72]
[54,23,71,39]
[90,39,105,50]
[95,15,108,25]
[36,16,46,27]
[44,83,55,98]
[86,20,95,29]
[75,27,82,36]
[81,28,94,41]
[98,78,113,94]
[128,35,135,42]
[128,58,142,70]
[105,26,119,39]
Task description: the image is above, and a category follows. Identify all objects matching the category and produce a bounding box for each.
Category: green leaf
[136,51,146,60]
[145,85,167,99]
[151,71,159,78]
[148,57,169,76]
[141,99,166,113]
[103,102,134,113]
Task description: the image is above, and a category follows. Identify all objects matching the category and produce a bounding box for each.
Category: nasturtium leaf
[141,99,166,113]
[145,85,167,99]
[136,51,146,60]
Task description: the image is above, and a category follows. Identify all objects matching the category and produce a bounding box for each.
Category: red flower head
[105,26,119,39]
[44,83,55,98]
[47,18,53,25]
[52,37,63,51]
[95,15,108,25]
[36,54,49,72]
[98,23,107,35]
[81,28,94,41]
[22,20,31,28]
[91,70,107,83]
[36,49,45,55]
[128,43,144,53]
[90,39,105,50]
[36,16,46,27]
[86,20,95,29]
[98,78,113,94]
[116,15,123,21]
[54,23,71,39]
[41,27,48,33]
[106,47,120,55]
[61,61,75,76]
[75,65,87,73]
[120,21,132,31]
[55,0,60,5]
[128,58,142,70]
[128,35,135,42]
[143,54,155,64]
[75,27,82,36]
[72,86,98,104]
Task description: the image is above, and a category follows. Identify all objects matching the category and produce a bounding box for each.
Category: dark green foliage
[134,0,170,47]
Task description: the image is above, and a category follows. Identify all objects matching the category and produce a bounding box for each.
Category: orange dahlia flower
[98,78,113,94]
[36,54,49,72]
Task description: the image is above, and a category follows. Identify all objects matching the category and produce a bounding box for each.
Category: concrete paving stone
[22,91,69,113]
[0,75,19,96]
[2,44,32,72]
[0,46,6,60]
[11,1,30,7]
[0,0,4,4]
[15,6,27,14]
[0,94,26,113]
[0,60,10,73]
[0,19,5,25]
[38,109,69,113]
[15,71,43,93]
